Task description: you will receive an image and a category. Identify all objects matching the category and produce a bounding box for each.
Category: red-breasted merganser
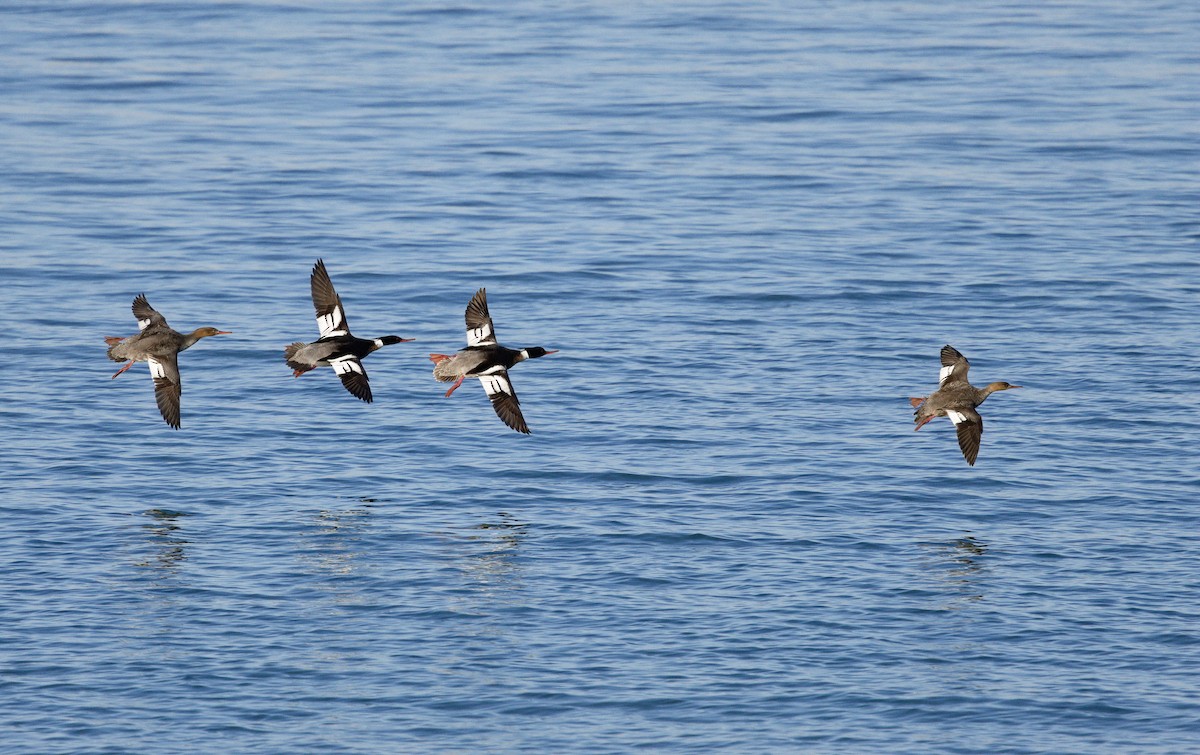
[429,288,557,434]
[911,345,1021,466]
[105,295,231,429]
[284,259,413,403]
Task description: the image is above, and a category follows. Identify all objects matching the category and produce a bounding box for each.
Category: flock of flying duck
[105,260,1020,463]
[106,259,557,435]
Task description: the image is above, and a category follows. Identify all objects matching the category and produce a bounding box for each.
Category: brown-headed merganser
[911,345,1021,466]
[284,259,413,403]
[105,295,231,429]
[429,288,557,434]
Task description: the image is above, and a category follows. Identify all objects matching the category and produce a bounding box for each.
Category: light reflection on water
[134,508,190,575]
[445,511,528,603]
[918,533,989,611]
[301,504,373,579]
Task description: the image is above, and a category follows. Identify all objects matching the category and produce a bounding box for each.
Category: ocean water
[1,1,1198,752]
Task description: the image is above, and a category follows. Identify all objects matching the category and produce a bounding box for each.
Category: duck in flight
[284,259,413,403]
[430,288,557,434]
[911,345,1021,466]
[106,295,231,429]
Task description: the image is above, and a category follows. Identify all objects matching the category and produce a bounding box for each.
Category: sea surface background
[1,1,1198,752]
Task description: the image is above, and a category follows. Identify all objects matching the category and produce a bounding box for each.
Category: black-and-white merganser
[105,295,231,429]
[911,345,1021,466]
[284,259,413,403]
[429,288,557,434]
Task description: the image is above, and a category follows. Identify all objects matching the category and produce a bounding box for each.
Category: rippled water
[2,1,1198,752]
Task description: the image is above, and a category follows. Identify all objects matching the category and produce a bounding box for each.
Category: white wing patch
[939,365,955,386]
[946,409,969,425]
[148,358,167,380]
[318,306,347,338]
[330,356,364,375]
[480,373,513,397]
[138,318,154,331]
[467,322,494,347]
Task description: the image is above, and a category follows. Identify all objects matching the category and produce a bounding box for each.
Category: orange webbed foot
[444,374,465,397]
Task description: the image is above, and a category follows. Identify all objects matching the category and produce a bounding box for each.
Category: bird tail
[105,338,127,362]
[430,355,461,382]
[284,342,314,373]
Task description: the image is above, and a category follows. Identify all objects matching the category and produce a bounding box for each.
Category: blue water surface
[1,1,1198,752]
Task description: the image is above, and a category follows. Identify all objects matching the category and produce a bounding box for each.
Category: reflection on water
[134,508,189,575]
[447,512,528,600]
[293,502,378,624]
[918,534,988,611]
[300,504,373,579]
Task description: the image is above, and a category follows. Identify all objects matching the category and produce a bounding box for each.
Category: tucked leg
[111,362,134,379]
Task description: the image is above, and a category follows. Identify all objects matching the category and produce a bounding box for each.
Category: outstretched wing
[132,294,169,331]
[311,259,350,338]
[147,353,182,429]
[479,369,529,434]
[946,407,982,466]
[939,344,971,386]
[329,354,372,403]
[465,288,496,347]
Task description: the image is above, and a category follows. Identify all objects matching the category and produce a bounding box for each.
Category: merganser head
[518,347,558,361]
[194,327,232,339]
[377,335,415,346]
[986,381,1021,392]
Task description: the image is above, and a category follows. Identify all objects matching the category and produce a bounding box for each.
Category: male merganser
[911,345,1021,465]
[284,259,413,403]
[105,295,231,429]
[429,288,557,434]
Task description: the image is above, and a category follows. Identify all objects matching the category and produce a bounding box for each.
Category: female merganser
[284,259,413,403]
[105,295,231,429]
[911,345,1021,465]
[429,288,557,434]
